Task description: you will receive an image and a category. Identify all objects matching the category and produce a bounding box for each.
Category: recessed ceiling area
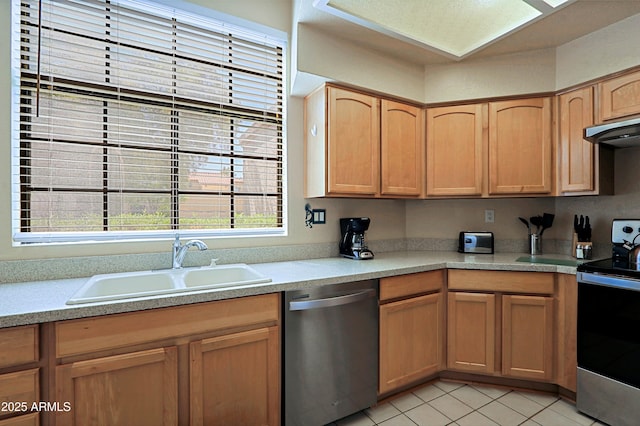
[314,0,576,60]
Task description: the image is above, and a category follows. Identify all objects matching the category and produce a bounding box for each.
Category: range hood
[584,117,640,148]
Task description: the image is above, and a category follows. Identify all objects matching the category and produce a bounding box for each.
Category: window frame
[11,0,288,245]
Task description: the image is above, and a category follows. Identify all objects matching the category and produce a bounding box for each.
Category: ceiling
[296,0,640,65]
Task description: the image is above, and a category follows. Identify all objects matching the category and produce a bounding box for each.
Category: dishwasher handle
[289,288,376,311]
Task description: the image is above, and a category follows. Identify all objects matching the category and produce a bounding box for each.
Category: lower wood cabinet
[190,326,279,426]
[502,295,553,381]
[0,413,39,426]
[56,348,178,426]
[556,273,578,392]
[51,294,280,426]
[447,270,555,383]
[447,292,496,374]
[0,326,40,426]
[379,271,445,395]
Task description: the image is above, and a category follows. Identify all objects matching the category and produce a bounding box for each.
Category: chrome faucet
[172,234,208,269]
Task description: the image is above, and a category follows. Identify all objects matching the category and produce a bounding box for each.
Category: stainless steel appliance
[576,219,640,426]
[458,231,494,254]
[339,217,374,259]
[283,280,378,426]
[584,116,640,148]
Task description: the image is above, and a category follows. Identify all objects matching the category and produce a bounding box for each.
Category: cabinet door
[379,292,443,394]
[556,273,577,392]
[381,100,423,196]
[600,69,640,121]
[426,104,485,196]
[190,326,280,426]
[559,87,595,193]
[489,98,552,195]
[502,295,553,381]
[56,347,178,426]
[328,87,380,195]
[447,292,495,374]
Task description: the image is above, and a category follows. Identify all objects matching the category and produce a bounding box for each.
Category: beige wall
[556,13,640,90]
[295,24,425,102]
[423,49,557,103]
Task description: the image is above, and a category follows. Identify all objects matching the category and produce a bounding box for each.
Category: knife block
[572,232,578,258]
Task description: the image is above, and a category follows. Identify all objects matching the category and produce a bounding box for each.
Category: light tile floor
[329,380,607,426]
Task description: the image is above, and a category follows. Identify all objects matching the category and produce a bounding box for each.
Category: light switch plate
[313,209,326,224]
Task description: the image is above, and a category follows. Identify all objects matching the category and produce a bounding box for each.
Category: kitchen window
[12,0,286,244]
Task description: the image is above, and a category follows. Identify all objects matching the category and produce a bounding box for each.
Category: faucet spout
[172,234,208,269]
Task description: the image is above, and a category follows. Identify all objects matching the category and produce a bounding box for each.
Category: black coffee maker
[339,217,374,260]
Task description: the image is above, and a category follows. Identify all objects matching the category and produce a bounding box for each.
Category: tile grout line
[353,381,592,426]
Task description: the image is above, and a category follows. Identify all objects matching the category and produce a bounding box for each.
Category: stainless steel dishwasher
[283,280,378,426]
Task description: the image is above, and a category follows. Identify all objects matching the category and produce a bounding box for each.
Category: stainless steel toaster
[458,231,494,254]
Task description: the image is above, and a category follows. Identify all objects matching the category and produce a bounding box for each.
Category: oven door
[577,272,640,426]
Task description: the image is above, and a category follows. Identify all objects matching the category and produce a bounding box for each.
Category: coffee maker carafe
[339,217,374,260]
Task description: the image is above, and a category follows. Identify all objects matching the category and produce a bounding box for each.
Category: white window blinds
[14,0,285,244]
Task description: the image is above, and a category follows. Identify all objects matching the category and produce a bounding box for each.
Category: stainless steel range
[576,219,640,426]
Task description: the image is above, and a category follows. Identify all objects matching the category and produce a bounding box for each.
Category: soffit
[297,0,640,65]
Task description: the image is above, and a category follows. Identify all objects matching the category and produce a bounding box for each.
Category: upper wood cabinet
[381,100,423,196]
[426,104,485,197]
[327,87,380,195]
[558,87,595,193]
[488,98,553,195]
[426,98,552,197]
[304,85,379,197]
[304,84,423,198]
[599,69,640,122]
[558,87,614,196]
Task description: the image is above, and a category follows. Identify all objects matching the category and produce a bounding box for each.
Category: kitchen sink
[66,270,180,305]
[66,264,271,305]
[183,264,272,289]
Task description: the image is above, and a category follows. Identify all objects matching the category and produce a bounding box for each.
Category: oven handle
[289,288,376,311]
[577,272,640,292]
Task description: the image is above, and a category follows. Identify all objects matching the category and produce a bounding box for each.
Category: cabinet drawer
[55,293,280,358]
[380,270,444,301]
[448,270,554,294]
[0,413,39,426]
[0,369,39,414]
[0,326,38,369]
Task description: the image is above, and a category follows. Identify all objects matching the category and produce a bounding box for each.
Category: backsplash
[0,237,600,284]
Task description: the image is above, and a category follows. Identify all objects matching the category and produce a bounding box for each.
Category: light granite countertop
[0,251,581,328]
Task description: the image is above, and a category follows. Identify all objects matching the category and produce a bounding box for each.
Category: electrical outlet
[485,209,495,223]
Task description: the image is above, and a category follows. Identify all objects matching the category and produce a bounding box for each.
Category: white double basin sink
[67,264,272,305]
